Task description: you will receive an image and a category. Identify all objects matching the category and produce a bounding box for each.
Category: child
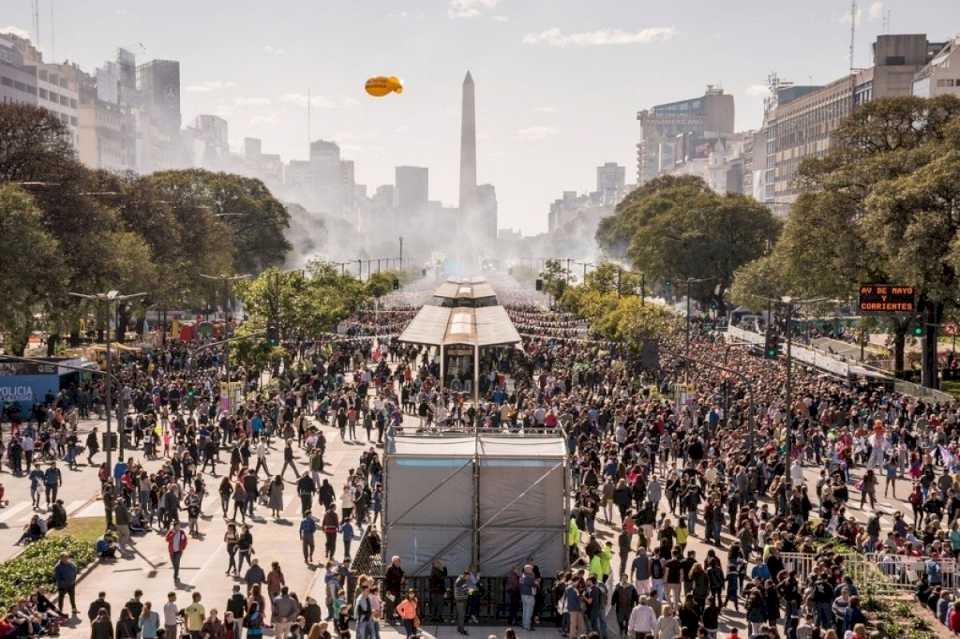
[334,603,351,639]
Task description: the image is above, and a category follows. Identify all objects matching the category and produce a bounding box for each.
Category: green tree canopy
[0,185,66,354]
[598,176,780,314]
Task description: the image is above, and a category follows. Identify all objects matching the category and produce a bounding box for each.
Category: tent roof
[391,434,566,458]
[433,278,497,301]
[397,304,521,348]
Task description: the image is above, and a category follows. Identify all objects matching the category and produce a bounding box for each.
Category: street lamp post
[753,294,829,513]
[68,290,146,527]
[684,277,716,361]
[199,274,252,393]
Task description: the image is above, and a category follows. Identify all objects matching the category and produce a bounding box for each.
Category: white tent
[383,433,568,577]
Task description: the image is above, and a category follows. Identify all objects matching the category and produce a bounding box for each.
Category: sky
[3,0,960,234]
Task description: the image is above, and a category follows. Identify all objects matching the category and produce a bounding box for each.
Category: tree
[866,146,960,386]
[735,95,960,383]
[0,185,65,354]
[596,175,707,258]
[539,259,569,301]
[0,104,74,182]
[145,169,291,275]
[598,176,780,315]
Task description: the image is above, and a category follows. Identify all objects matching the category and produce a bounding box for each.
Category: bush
[0,536,95,611]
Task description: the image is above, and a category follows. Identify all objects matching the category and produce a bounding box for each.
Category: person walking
[281,440,300,480]
[269,476,285,519]
[395,590,418,639]
[519,564,538,631]
[165,523,189,584]
[322,505,339,560]
[354,583,375,639]
[53,552,79,615]
[453,569,471,635]
[300,511,317,564]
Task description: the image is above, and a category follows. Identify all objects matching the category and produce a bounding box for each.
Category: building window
[69,116,77,126]
[70,98,77,108]
[59,95,68,106]
[38,87,47,99]
[38,70,47,81]
[0,76,12,87]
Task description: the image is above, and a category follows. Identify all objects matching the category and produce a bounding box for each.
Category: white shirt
[162,601,179,625]
[628,604,657,634]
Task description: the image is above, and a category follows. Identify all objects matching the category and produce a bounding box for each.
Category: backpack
[650,559,664,580]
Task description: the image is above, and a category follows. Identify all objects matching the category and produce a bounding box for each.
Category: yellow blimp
[365,76,404,97]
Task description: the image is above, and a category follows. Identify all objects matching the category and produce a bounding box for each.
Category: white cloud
[279,93,339,109]
[516,126,558,141]
[0,26,31,40]
[492,15,509,22]
[522,27,675,47]
[234,97,272,106]
[449,0,499,19]
[869,1,884,19]
[534,105,558,113]
[185,80,237,93]
[745,84,769,98]
[263,45,286,56]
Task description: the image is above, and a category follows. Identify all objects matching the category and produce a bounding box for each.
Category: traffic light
[266,323,280,347]
[535,278,543,291]
[913,315,925,337]
[764,330,779,359]
[393,277,400,291]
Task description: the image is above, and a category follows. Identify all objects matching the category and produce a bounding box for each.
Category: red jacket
[166,528,188,554]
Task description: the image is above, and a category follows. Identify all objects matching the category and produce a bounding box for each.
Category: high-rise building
[244,137,262,159]
[187,114,229,168]
[596,162,626,203]
[636,86,735,184]
[757,34,945,216]
[306,139,344,216]
[475,184,498,243]
[137,59,182,172]
[2,33,80,147]
[914,36,960,98]
[395,166,429,212]
[0,34,37,107]
[459,71,477,211]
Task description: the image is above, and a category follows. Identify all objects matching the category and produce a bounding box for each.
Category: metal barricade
[782,551,958,594]
[865,553,958,592]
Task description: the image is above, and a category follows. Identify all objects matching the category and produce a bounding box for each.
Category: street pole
[617,268,622,298]
[784,300,794,512]
[106,331,115,474]
[70,289,147,528]
[686,279,692,360]
[399,236,403,269]
[641,273,646,306]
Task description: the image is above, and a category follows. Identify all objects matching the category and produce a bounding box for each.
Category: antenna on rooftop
[849,0,857,72]
[32,0,40,48]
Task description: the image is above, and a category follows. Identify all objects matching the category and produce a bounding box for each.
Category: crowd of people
[4,287,960,639]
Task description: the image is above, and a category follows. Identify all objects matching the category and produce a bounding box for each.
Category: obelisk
[459,71,477,212]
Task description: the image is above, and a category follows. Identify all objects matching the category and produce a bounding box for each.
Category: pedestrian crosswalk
[0,502,32,525]
[0,499,90,527]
